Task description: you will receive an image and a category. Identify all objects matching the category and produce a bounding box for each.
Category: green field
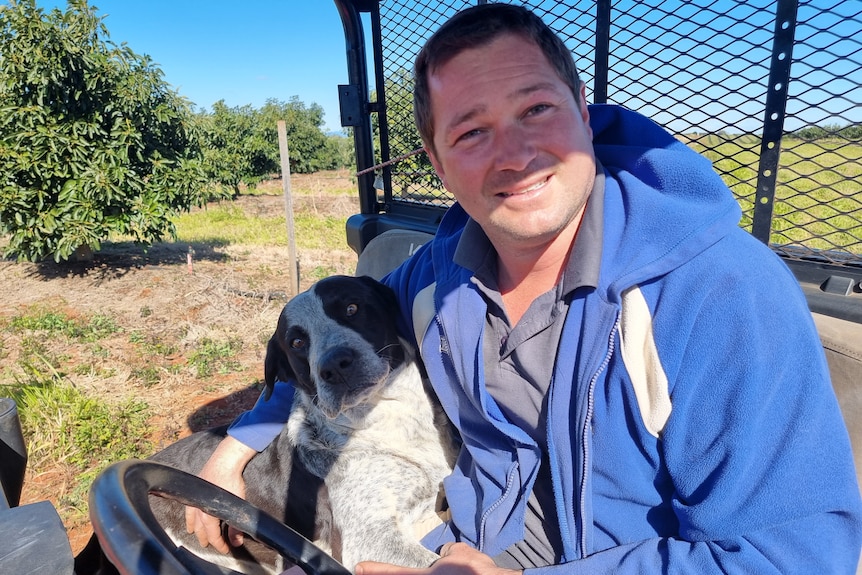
[688,135,862,256]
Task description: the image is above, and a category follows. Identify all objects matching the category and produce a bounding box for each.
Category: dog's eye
[345,303,359,317]
[290,337,306,349]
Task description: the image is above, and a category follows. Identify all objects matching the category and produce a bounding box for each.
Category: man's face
[426,33,596,253]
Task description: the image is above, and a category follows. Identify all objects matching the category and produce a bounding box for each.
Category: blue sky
[39,1,351,132]
[32,1,860,135]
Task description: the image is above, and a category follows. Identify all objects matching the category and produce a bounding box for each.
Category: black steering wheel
[89,459,351,575]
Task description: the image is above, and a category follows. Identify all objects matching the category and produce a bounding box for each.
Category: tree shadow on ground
[17,240,230,282]
[185,382,266,432]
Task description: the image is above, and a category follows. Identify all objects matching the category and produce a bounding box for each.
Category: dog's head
[263,275,407,418]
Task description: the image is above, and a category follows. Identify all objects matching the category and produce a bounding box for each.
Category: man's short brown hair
[413,3,582,151]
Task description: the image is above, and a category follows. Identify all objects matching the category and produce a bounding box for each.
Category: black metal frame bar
[334,0,376,215]
[751,0,798,243]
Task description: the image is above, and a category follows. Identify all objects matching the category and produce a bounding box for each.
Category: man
[189,5,862,573]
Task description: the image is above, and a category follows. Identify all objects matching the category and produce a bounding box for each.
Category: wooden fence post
[277,120,300,296]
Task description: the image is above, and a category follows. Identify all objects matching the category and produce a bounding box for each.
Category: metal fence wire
[353,0,861,266]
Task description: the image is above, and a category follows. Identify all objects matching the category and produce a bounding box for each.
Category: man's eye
[290,337,306,349]
[346,303,359,316]
[526,103,551,116]
[455,128,482,143]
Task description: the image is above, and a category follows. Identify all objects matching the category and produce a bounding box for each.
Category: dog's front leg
[326,459,441,571]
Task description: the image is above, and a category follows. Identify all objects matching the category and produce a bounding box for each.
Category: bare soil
[1,171,359,554]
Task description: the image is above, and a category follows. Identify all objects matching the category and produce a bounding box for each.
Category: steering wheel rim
[89,459,351,575]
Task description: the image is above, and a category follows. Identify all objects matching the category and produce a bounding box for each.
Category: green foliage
[8,375,152,520]
[187,336,243,378]
[196,101,267,197]
[793,123,862,141]
[14,383,151,469]
[326,130,356,171]
[197,97,353,196]
[0,0,207,262]
[128,330,177,357]
[131,365,161,388]
[8,307,119,342]
[12,336,66,387]
[260,98,332,174]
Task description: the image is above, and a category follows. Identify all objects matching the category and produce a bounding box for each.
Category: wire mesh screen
[775,1,861,263]
[370,0,861,265]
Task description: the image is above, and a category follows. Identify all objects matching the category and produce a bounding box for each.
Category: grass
[0,306,246,521]
[187,337,244,378]
[8,308,120,342]
[688,135,862,255]
[174,174,355,253]
[13,382,151,515]
[0,306,154,518]
[175,204,288,245]
[174,206,347,253]
[15,384,151,471]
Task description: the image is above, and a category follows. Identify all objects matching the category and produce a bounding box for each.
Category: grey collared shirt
[452,168,605,568]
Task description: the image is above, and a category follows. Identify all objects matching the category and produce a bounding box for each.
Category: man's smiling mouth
[497,176,550,198]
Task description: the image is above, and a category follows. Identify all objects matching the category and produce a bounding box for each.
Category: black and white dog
[77,275,457,575]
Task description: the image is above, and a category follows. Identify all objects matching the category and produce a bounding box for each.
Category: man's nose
[492,124,536,172]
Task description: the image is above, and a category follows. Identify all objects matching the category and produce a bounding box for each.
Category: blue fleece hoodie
[231,105,862,573]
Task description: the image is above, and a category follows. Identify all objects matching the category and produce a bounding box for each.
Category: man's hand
[355,542,522,575]
[185,435,257,553]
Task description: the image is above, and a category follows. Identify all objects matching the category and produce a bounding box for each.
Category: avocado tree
[196,100,265,198]
[197,97,349,198]
[0,0,206,262]
[259,97,336,174]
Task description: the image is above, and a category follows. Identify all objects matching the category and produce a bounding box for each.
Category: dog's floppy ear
[263,327,294,401]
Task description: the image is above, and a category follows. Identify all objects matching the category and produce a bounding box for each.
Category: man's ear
[424,144,448,189]
[578,81,592,140]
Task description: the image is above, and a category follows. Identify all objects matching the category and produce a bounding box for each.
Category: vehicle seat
[354,229,434,281]
[815,312,862,575]
[813,313,862,485]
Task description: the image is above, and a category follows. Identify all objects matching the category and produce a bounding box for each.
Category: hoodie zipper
[478,463,520,552]
[437,310,517,553]
[578,313,620,557]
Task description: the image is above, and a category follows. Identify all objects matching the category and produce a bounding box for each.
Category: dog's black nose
[319,347,356,384]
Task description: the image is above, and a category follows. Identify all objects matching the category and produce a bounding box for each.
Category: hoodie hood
[590,104,743,299]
